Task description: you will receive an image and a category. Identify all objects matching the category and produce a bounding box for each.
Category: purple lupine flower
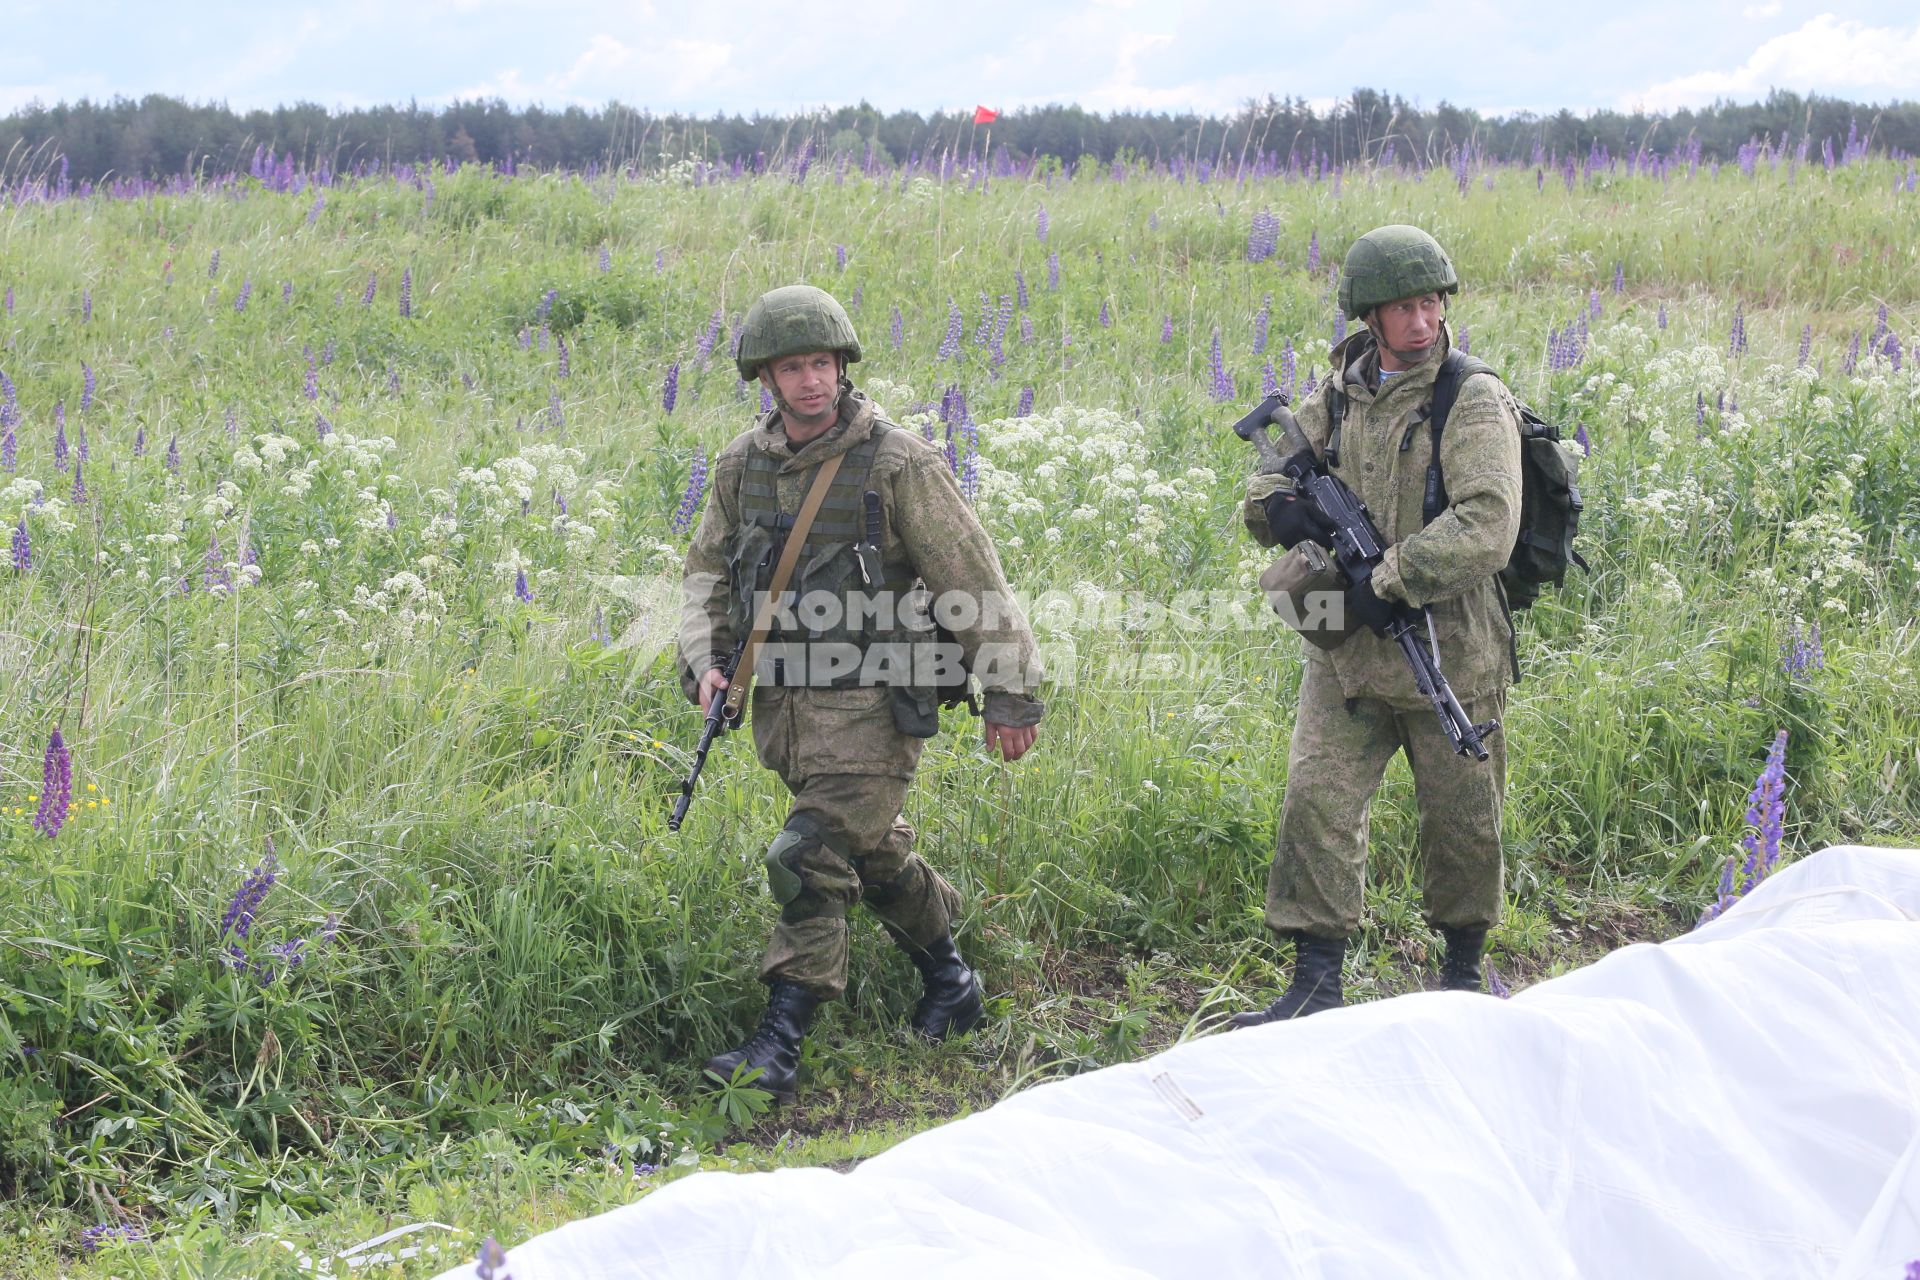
[556,335,570,379]
[1781,620,1824,680]
[1485,965,1512,999]
[282,280,294,303]
[1208,329,1233,402]
[1261,359,1279,398]
[234,279,253,313]
[399,268,413,318]
[1885,332,1904,372]
[1740,730,1791,880]
[671,449,708,534]
[1588,290,1602,321]
[696,310,724,364]
[1098,299,1111,328]
[1306,231,1320,273]
[361,273,377,306]
[1019,314,1033,344]
[548,391,564,430]
[1332,309,1347,345]
[889,306,904,350]
[1870,303,1890,348]
[133,426,147,457]
[165,435,180,475]
[662,362,680,413]
[1302,370,1318,398]
[1253,295,1271,355]
[1612,263,1624,293]
[304,349,319,401]
[32,728,73,838]
[1729,307,1747,357]
[599,244,612,273]
[760,384,775,414]
[1016,385,1034,417]
[654,249,665,274]
[1844,331,1861,375]
[1046,252,1060,291]
[590,605,610,645]
[315,412,331,440]
[1798,325,1812,367]
[321,339,336,366]
[477,1237,510,1280]
[225,405,239,441]
[2,286,11,314]
[221,848,278,944]
[835,243,848,270]
[387,364,401,395]
[1457,325,1471,355]
[53,418,69,472]
[307,193,325,225]
[1160,315,1173,345]
[81,363,95,414]
[205,533,230,592]
[81,290,92,323]
[1656,303,1667,331]
[1574,423,1591,456]
[1015,269,1029,309]
[1035,205,1049,242]
[514,567,534,603]
[208,249,221,278]
[938,300,963,361]
[10,517,27,571]
[69,462,87,505]
[79,1223,147,1255]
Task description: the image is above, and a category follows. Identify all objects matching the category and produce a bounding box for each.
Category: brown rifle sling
[721,448,847,720]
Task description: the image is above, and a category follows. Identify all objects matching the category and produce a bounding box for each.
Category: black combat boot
[700,980,820,1097]
[1228,933,1347,1029]
[899,934,985,1040]
[1439,926,1489,993]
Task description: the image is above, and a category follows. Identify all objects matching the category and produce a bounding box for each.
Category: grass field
[2,148,1918,1276]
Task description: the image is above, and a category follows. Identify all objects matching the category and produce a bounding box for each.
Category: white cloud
[1740,1,1782,17]
[446,31,737,107]
[1626,13,1920,111]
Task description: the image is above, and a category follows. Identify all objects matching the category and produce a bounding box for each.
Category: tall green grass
[1,156,1917,1262]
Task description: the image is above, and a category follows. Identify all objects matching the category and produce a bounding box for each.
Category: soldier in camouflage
[1232,225,1524,1026]
[679,284,1045,1096]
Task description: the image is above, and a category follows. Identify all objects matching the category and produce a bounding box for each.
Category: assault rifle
[667,634,747,832]
[1233,394,1500,762]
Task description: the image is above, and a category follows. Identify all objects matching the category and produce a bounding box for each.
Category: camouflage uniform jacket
[1245,325,1523,709]
[679,388,1045,727]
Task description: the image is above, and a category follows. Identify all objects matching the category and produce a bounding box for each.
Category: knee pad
[764,813,827,906]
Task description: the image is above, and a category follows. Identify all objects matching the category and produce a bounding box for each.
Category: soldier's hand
[697,667,730,714]
[984,721,1038,762]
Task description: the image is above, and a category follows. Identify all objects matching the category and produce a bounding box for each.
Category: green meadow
[2,152,1917,1275]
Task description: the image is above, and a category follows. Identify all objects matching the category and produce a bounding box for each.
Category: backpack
[1425,352,1587,611]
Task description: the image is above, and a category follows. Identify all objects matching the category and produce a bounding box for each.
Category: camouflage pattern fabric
[1264,661,1507,938]
[1243,323,1523,711]
[680,389,1045,725]
[678,384,1041,1000]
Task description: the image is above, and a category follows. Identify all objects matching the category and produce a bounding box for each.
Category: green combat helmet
[1337,225,1460,319]
[734,285,863,379]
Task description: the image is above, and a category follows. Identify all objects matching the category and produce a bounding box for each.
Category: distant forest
[4,89,1918,183]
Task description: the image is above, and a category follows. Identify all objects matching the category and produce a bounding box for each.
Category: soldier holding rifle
[675,285,1044,1097]
[1233,225,1524,1025]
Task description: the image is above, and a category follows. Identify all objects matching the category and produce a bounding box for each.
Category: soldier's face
[762,350,842,438]
[1370,293,1444,370]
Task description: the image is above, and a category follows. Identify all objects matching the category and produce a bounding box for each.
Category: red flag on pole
[973,105,999,125]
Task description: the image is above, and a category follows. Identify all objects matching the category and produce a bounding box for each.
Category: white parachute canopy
[431,845,1920,1280]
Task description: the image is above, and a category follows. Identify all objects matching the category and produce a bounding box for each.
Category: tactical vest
[725,421,922,687]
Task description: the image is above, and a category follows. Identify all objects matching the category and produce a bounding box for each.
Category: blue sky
[1,1,1915,118]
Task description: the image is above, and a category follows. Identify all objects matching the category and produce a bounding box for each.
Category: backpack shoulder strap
[1423,354,1500,525]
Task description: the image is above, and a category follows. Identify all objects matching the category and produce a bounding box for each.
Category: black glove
[1261,490,1334,550]
[1343,577,1397,636]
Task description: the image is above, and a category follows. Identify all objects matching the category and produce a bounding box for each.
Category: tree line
[4,89,1917,185]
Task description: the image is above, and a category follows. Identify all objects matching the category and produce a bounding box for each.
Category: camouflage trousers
[1264,660,1507,939]
[750,684,963,1000]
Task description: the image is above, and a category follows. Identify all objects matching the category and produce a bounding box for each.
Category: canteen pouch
[1259,543,1356,652]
